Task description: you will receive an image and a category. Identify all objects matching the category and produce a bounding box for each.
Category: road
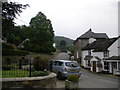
[56,68,119,88]
[78,68,119,88]
[54,52,119,88]
[53,52,69,60]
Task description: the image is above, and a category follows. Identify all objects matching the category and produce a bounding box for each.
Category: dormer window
[103,51,109,58]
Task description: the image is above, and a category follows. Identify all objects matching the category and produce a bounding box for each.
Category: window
[65,62,79,67]
[103,51,109,58]
[88,50,91,56]
[118,62,120,70]
[104,62,109,70]
[53,61,63,66]
[112,62,117,69]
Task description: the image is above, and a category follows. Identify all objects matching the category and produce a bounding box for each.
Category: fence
[2,57,33,78]
[2,54,54,78]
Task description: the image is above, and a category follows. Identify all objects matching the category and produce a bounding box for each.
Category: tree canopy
[24,12,55,53]
[2,2,55,53]
[2,2,29,44]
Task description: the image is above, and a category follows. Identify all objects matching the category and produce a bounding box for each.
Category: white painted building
[81,36,120,75]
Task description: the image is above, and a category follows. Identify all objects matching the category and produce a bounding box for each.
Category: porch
[103,56,120,75]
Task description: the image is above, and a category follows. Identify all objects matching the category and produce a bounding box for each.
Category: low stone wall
[2,73,57,89]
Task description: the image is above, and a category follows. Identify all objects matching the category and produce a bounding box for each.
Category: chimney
[89,28,92,32]
[89,38,96,44]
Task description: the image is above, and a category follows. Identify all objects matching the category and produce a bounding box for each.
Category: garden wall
[2,73,57,89]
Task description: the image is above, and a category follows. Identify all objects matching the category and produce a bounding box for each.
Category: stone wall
[2,73,57,89]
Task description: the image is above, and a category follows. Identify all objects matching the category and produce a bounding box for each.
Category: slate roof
[84,55,93,60]
[77,29,109,39]
[104,56,120,60]
[82,37,119,52]
[84,56,101,61]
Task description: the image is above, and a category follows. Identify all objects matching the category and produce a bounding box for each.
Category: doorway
[93,61,96,72]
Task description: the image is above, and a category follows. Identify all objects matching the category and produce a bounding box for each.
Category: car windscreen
[65,62,79,67]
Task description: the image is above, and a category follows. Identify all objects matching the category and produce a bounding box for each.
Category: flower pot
[65,80,78,89]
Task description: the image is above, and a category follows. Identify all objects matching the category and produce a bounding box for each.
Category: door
[112,62,117,74]
[93,61,96,72]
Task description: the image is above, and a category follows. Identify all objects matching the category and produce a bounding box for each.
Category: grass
[1,70,29,78]
[1,70,49,78]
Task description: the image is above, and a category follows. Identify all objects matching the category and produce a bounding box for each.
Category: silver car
[52,60,81,79]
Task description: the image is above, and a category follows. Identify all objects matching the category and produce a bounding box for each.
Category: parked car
[52,60,81,79]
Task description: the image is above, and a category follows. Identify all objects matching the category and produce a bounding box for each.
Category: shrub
[2,65,12,70]
[2,43,16,49]
[67,75,79,82]
[33,55,48,71]
[2,49,29,56]
[31,71,48,77]
[4,57,12,65]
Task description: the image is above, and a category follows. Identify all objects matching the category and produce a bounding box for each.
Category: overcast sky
[10,0,119,40]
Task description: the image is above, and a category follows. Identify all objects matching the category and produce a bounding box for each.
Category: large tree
[24,12,55,53]
[2,2,29,44]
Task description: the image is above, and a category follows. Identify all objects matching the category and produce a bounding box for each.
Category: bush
[31,71,48,77]
[4,57,12,65]
[2,43,16,49]
[67,75,79,82]
[33,55,48,71]
[2,49,29,56]
[2,65,12,70]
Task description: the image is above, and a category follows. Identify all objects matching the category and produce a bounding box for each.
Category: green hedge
[2,43,16,49]
[2,49,29,56]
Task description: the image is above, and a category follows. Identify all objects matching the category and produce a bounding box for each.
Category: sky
[10,0,119,40]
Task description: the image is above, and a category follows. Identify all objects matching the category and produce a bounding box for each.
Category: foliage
[2,49,29,56]
[2,70,29,78]
[2,2,29,20]
[60,40,66,47]
[1,70,48,78]
[2,1,55,53]
[54,36,74,52]
[67,75,79,82]
[4,57,12,65]
[33,55,49,71]
[54,36,74,47]
[31,71,48,77]
[2,1,29,45]
[2,42,16,49]
[23,12,55,53]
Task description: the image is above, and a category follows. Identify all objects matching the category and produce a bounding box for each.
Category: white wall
[118,1,120,56]
[81,50,88,67]
[118,37,120,56]
[92,52,103,59]
[108,39,119,57]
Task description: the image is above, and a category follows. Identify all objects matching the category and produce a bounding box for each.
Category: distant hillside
[54,36,74,48]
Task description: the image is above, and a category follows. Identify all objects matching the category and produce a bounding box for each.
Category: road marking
[99,79,118,85]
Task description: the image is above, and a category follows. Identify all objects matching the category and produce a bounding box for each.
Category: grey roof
[82,36,119,52]
[84,56,101,61]
[104,56,120,60]
[77,29,109,39]
[84,55,93,60]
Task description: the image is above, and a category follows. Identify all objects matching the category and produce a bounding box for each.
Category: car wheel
[57,72,63,80]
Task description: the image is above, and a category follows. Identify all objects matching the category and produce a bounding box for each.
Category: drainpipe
[117,61,118,71]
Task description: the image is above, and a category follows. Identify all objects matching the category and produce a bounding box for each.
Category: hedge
[2,49,29,56]
[2,43,16,50]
